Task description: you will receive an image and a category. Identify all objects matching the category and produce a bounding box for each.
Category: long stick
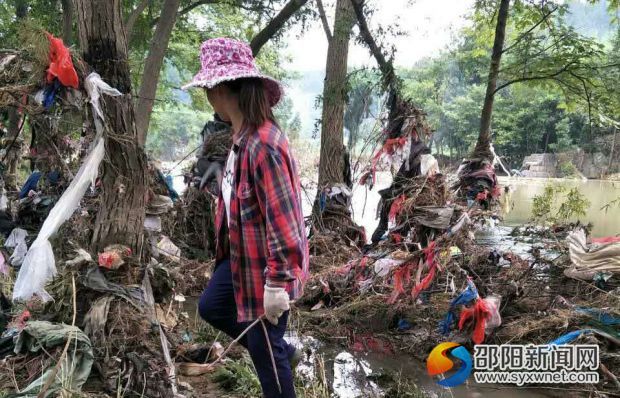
[260,318,282,394]
[37,273,77,398]
[206,316,263,370]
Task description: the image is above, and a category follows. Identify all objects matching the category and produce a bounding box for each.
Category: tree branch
[250,0,310,56]
[350,0,396,89]
[125,0,150,40]
[316,0,332,42]
[177,0,220,18]
[493,61,577,94]
[502,6,559,54]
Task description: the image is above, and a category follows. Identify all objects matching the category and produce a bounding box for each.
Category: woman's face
[206,85,231,122]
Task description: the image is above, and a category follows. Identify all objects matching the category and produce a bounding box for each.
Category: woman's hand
[263,285,290,325]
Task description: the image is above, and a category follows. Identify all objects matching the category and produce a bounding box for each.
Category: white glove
[263,285,290,325]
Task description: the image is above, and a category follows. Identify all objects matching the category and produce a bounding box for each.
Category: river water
[498,177,620,237]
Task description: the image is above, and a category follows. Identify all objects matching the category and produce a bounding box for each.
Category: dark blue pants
[198,259,296,398]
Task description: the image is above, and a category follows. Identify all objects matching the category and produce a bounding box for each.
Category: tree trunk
[473,0,510,161]
[75,0,147,252]
[135,0,181,146]
[316,0,355,192]
[61,0,73,45]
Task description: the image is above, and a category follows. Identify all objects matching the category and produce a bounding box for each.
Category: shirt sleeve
[253,147,305,287]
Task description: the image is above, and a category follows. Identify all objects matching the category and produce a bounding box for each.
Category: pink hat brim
[181,70,283,107]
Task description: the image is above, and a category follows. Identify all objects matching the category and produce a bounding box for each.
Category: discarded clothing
[19,171,42,199]
[82,267,143,306]
[83,296,113,345]
[13,321,93,397]
[565,228,620,280]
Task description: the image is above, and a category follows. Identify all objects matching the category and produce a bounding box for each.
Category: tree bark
[75,0,147,252]
[316,0,355,191]
[135,0,181,146]
[473,0,510,161]
[61,0,73,44]
[250,0,309,56]
[316,0,332,41]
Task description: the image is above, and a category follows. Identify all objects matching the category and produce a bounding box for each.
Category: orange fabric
[46,32,79,88]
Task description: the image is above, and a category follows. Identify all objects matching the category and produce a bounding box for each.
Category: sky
[283,0,476,72]
[281,0,476,138]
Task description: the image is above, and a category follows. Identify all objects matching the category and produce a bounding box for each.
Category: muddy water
[286,334,555,398]
[498,177,620,237]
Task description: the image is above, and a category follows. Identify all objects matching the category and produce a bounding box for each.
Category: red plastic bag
[46,32,79,88]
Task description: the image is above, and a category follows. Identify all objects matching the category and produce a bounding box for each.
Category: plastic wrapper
[156,236,181,263]
[484,294,502,332]
[5,228,28,266]
[12,136,105,302]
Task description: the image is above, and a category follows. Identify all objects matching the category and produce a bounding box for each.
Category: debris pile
[0,30,215,397]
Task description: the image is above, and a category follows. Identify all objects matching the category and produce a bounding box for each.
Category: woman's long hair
[223,78,276,129]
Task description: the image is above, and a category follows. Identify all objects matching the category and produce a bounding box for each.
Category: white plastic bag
[12,137,104,302]
[0,190,7,211]
[5,228,28,266]
[373,258,403,277]
[420,154,440,176]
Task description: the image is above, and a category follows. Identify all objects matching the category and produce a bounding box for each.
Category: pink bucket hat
[182,38,283,107]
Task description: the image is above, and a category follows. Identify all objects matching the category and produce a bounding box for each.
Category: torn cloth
[13,321,93,397]
[565,228,620,280]
[82,267,143,307]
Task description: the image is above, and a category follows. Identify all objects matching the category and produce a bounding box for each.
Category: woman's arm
[253,147,304,287]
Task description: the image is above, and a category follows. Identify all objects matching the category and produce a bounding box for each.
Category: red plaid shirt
[215,120,309,322]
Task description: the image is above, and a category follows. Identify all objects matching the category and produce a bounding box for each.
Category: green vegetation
[531,184,591,223]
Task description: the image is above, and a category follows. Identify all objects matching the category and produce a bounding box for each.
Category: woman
[183,38,309,398]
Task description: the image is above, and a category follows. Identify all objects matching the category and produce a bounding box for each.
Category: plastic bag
[0,190,7,211]
[156,236,181,263]
[0,251,8,276]
[484,295,502,332]
[374,258,403,277]
[420,154,440,176]
[5,228,28,266]
[12,136,105,302]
